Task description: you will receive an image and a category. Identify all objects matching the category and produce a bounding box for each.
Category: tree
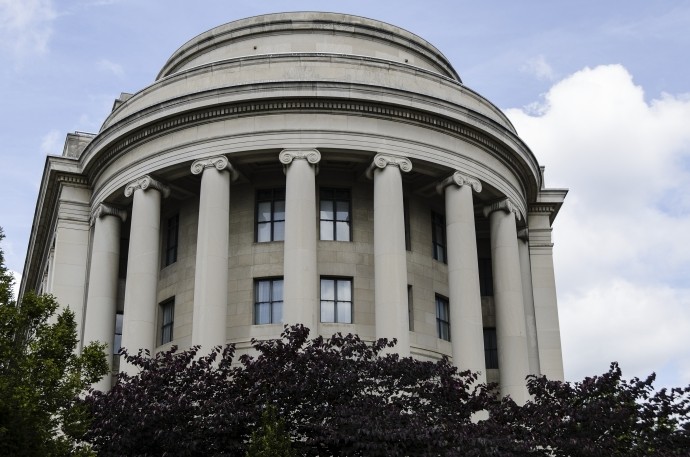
[0,228,108,456]
[245,405,294,457]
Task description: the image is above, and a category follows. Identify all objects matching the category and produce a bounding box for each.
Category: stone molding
[483,198,523,221]
[279,149,321,174]
[90,203,127,226]
[365,153,412,179]
[124,175,170,198]
[190,155,239,181]
[436,171,482,194]
[517,228,529,241]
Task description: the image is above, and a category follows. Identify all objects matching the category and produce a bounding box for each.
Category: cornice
[436,171,482,194]
[83,96,538,202]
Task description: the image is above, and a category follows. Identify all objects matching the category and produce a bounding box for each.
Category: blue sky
[1,0,689,389]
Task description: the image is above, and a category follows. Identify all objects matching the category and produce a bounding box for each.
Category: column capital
[365,153,412,179]
[124,175,170,198]
[436,171,482,194]
[191,155,239,181]
[279,149,321,175]
[90,203,127,226]
[517,227,529,241]
[483,198,523,221]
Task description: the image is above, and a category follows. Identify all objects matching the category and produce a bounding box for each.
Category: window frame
[254,278,284,325]
[320,277,353,324]
[160,298,175,345]
[319,188,352,242]
[255,188,286,243]
[431,211,447,263]
[164,213,179,266]
[435,294,450,342]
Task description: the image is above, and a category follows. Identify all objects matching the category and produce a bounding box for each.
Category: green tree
[246,406,295,457]
[0,228,108,456]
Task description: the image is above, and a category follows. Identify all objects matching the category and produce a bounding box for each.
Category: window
[431,211,446,263]
[478,257,494,296]
[164,214,179,266]
[254,278,284,324]
[160,298,174,345]
[256,189,285,242]
[484,327,498,369]
[436,295,450,341]
[113,312,123,355]
[320,277,352,323]
[404,198,411,251]
[319,188,351,241]
[407,285,414,331]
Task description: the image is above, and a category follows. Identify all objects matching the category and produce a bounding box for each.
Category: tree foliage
[245,405,294,457]
[0,228,109,456]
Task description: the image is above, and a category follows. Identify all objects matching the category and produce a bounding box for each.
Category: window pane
[337,301,352,323]
[257,222,271,242]
[163,304,174,324]
[257,202,272,222]
[335,201,350,221]
[321,301,335,322]
[256,281,270,302]
[274,200,285,220]
[321,279,335,300]
[272,280,284,301]
[162,326,172,344]
[113,334,122,354]
[115,313,123,334]
[320,221,334,240]
[256,302,270,324]
[273,301,283,323]
[320,200,334,220]
[335,222,350,241]
[337,280,351,301]
[273,221,285,241]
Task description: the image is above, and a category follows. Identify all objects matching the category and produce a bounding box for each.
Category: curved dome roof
[157,12,461,82]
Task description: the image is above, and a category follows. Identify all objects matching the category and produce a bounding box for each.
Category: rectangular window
[319,188,351,241]
[254,278,284,324]
[113,312,123,355]
[431,211,447,263]
[407,285,414,331]
[436,295,450,341]
[484,327,498,369]
[165,214,179,266]
[256,189,285,242]
[160,298,174,345]
[320,277,353,323]
[404,198,411,251]
[478,257,494,296]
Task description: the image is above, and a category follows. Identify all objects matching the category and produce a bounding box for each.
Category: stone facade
[19,12,567,403]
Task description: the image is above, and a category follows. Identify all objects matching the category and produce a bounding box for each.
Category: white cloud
[520,55,555,81]
[97,58,124,77]
[10,270,21,301]
[0,0,57,56]
[505,64,690,387]
[40,129,61,155]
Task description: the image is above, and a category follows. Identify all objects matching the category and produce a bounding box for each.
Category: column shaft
[444,177,485,382]
[281,150,320,331]
[192,159,231,349]
[371,155,411,355]
[486,200,530,404]
[121,177,167,374]
[83,206,125,391]
[518,232,541,376]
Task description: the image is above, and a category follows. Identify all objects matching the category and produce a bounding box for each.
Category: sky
[1,0,689,389]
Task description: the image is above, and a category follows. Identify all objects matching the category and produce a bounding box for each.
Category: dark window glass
[113,312,123,355]
[320,277,353,323]
[407,285,414,331]
[479,257,494,296]
[319,188,351,241]
[404,198,411,251]
[484,327,498,369]
[254,278,284,324]
[160,298,174,345]
[431,211,446,263]
[436,295,450,341]
[256,189,286,242]
[165,214,179,266]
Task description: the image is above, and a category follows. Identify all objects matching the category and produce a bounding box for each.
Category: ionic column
[191,156,238,350]
[280,149,321,332]
[83,203,127,391]
[437,172,486,383]
[366,154,412,356]
[121,175,169,374]
[518,228,541,376]
[483,198,529,404]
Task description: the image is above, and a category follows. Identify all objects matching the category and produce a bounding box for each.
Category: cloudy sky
[1,0,689,388]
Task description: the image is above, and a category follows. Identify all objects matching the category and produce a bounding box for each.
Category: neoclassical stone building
[20,12,566,404]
